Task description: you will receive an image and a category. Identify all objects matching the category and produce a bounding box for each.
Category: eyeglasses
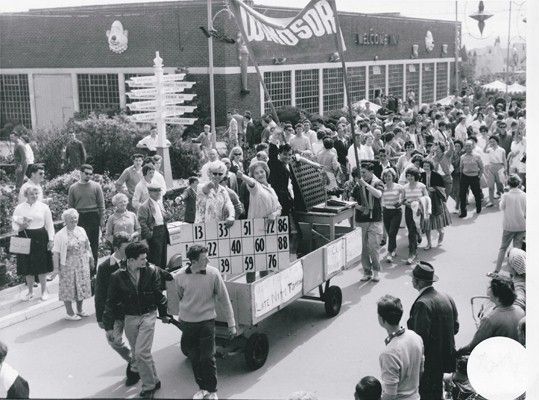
[212,172,224,176]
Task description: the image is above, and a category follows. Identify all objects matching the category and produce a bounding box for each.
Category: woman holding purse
[52,208,94,321]
[11,186,55,301]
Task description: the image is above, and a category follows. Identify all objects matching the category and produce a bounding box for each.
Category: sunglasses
[83,171,93,175]
[212,172,224,176]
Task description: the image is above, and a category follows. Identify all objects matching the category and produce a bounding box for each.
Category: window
[263,71,292,115]
[295,69,319,114]
[347,66,366,103]
[322,68,343,113]
[388,64,403,100]
[436,63,448,100]
[368,65,386,101]
[422,63,435,104]
[405,64,420,103]
[77,74,120,113]
[0,74,32,128]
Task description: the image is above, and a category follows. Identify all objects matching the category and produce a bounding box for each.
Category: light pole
[455,0,460,95]
[207,0,216,149]
[505,0,512,93]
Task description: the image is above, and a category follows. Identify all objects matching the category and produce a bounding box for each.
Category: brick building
[0,0,459,130]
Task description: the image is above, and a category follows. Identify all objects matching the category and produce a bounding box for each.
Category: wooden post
[229,7,280,123]
[329,1,360,171]
[153,52,173,188]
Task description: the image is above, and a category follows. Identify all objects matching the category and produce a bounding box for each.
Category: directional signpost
[126,51,198,188]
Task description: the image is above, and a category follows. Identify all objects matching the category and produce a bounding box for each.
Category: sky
[0,0,527,49]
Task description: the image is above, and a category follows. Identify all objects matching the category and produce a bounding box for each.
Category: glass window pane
[0,74,32,128]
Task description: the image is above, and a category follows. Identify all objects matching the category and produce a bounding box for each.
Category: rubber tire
[324,285,342,317]
[244,333,269,371]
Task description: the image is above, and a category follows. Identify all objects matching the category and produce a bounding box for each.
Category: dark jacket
[420,171,447,216]
[102,262,168,331]
[333,137,349,165]
[407,286,459,373]
[137,199,170,242]
[94,256,123,324]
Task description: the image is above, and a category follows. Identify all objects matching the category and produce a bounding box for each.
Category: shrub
[72,113,147,176]
[169,141,201,179]
[33,127,72,178]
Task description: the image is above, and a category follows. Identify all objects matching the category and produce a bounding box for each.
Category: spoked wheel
[324,285,342,317]
[244,333,269,370]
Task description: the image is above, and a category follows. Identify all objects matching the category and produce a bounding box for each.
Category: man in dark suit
[94,232,139,387]
[333,123,349,180]
[138,183,170,269]
[407,262,459,400]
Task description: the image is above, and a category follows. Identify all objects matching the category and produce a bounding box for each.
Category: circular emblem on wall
[425,30,434,52]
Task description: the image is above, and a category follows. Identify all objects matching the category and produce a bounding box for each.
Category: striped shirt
[382,184,404,209]
[404,182,426,202]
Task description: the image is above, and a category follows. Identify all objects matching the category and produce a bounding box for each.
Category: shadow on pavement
[15,316,95,344]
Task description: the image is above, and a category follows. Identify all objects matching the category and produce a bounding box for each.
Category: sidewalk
[0,276,64,329]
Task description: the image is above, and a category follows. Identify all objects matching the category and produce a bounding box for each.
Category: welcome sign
[229,0,345,60]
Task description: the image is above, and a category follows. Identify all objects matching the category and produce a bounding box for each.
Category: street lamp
[469,1,493,36]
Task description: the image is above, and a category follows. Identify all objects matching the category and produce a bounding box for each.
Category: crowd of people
[5,90,527,399]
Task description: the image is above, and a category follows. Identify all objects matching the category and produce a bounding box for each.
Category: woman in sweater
[380,168,404,263]
[52,208,93,320]
[236,161,281,220]
[420,160,451,250]
[457,276,525,356]
[11,186,55,301]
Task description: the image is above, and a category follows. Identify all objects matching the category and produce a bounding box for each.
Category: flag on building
[228,0,346,60]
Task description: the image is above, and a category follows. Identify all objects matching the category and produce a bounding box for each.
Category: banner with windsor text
[228,0,346,60]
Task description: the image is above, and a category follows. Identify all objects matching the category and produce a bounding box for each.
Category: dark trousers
[382,208,402,253]
[180,320,217,393]
[148,225,167,268]
[419,363,444,400]
[459,174,482,215]
[78,211,100,267]
[404,207,418,256]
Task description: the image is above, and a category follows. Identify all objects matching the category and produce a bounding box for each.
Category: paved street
[2,203,504,399]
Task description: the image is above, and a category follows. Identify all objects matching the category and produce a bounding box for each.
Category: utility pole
[455,0,460,95]
[505,0,512,93]
[207,0,216,149]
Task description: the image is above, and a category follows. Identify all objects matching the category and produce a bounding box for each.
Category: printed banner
[229,0,345,60]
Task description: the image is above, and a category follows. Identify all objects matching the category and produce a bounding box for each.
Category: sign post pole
[153,52,173,188]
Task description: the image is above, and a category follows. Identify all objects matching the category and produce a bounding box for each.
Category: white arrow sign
[130,112,159,122]
[163,105,197,114]
[126,83,196,99]
[128,99,183,111]
[127,94,197,111]
[126,73,186,87]
[164,117,198,125]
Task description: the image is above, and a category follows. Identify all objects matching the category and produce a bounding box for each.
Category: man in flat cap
[137,183,170,269]
[407,262,459,400]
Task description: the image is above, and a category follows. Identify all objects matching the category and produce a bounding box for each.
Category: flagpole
[207,0,217,149]
[228,4,280,124]
[329,1,360,171]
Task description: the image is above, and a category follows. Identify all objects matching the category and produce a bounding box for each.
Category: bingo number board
[168,217,290,275]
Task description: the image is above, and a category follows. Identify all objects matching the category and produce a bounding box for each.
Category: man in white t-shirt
[484,135,506,207]
[136,129,171,153]
[302,120,317,145]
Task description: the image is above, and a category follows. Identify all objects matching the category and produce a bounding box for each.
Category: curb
[0,298,64,329]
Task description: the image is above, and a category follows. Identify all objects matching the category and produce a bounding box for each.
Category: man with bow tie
[137,183,170,269]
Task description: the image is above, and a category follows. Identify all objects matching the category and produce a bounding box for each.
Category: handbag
[9,231,31,255]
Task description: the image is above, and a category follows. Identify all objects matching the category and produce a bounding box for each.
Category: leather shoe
[154,380,161,390]
[458,213,467,218]
[125,363,140,386]
[139,388,155,399]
